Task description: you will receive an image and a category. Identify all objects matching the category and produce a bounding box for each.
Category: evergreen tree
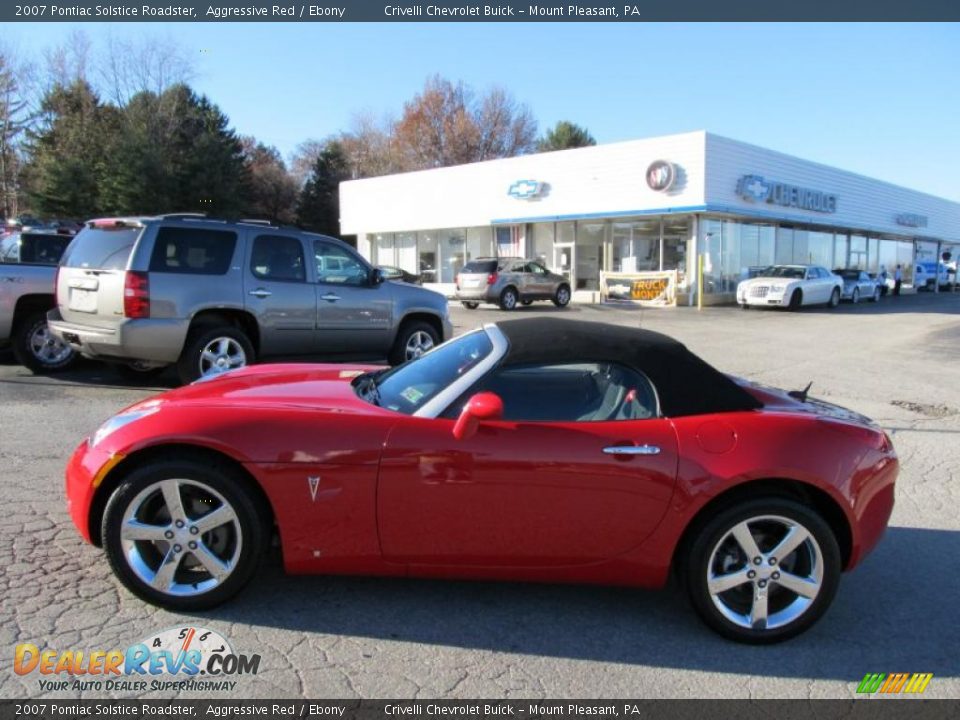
[296,140,349,236]
[537,121,596,152]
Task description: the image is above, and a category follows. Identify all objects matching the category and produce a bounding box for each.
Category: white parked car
[737,265,843,310]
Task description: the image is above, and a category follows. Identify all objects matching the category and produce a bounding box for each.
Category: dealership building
[339,131,960,304]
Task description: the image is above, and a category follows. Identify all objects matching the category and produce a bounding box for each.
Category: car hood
[739,276,800,285]
[149,363,387,413]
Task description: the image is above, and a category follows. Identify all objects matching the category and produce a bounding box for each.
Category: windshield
[359,330,495,414]
[760,266,805,279]
[61,226,143,270]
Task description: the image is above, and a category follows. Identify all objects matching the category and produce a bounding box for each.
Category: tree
[296,139,349,236]
[391,75,537,172]
[24,80,113,218]
[537,121,596,152]
[0,49,32,218]
[240,137,297,223]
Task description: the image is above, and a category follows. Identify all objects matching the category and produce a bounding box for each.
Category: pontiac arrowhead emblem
[307,476,321,502]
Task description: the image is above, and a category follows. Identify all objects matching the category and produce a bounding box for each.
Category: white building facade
[340,131,960,304]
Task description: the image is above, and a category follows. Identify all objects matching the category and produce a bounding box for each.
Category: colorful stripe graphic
[857,673,933,694]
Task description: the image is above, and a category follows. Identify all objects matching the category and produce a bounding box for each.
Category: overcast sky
[11,22,960,201]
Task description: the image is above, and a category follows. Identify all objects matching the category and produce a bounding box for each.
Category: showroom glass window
[612,219,659,273]
[466,227,492,264]
[575,221,605,291]
[662,216,692,276]
[700,219,724,294]
[418,232,438,284]
[850,235,867,269]
[375,233,395,267]
[775,226,794,265]
[531,223,554,268]
[395,232,417,274]
[807,231,833,268]
[834,232,849,268]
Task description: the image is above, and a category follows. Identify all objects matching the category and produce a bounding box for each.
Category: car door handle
[248,289,272,299]
[321,293,341,302]
[603,445,661,455]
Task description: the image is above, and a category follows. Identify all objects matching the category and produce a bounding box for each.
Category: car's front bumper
[737,292,789,307]
[65,438,123,545]
[47,309,187,364]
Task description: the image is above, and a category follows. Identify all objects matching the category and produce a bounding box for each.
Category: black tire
[13,311,78,373]
[828,287,841,308]
[851,288,860,304]
[461,301,480,310]
[520,299,534,306]
[787,289,802,311]
[684,497,841,644]
[389,320,440,366]
[552,284,572,308]
[101,459,269,611]
[740,303,749,310]
[177,325,254,385]
[872,287,881,303]
[499,286,519,311]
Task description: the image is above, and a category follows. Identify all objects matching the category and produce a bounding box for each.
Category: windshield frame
[357,325,509,418]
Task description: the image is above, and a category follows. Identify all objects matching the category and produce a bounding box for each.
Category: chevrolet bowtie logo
[738,175,770,202]
[507,180,544,200]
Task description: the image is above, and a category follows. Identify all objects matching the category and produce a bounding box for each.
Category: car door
[313,239,393,354]
[377,362,679,567]
[527,262,554,298]
[245,232,318,355]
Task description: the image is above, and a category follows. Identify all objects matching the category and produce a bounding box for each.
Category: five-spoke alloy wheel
[685,498,840,643]
[102,460,268,610]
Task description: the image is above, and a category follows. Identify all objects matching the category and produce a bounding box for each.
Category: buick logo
[646,160,676,192]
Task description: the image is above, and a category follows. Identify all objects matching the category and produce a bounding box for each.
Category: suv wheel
[553,285,571,308]
[13,312,78,373]
[390,321,439,366]
[177,326,254,385]
[461,301,480,310]
[499,287,519,311]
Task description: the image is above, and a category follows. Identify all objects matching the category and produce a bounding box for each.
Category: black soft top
[495,318,762,417]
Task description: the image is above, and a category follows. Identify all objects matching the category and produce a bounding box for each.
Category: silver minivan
[48,215,452,383]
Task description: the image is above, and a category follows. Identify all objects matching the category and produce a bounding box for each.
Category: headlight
[90,403,161,448]
[769,284,786,293]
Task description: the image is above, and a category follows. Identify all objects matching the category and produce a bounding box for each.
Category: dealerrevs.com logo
[14,626,260,693]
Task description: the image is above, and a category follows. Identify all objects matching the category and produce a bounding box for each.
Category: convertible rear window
[368,331,494,414]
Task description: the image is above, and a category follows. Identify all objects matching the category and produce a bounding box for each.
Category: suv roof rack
[156,213,209,220]
[239,219,277,226]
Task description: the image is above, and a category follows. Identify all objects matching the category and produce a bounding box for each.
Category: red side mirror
[452,392,504,440]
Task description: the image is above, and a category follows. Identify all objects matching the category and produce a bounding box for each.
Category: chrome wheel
[501,288,518,310]
[555,286,571,307]
[404,330,435,360]
[706,515,824,632]
[28,323,73,366]
[198,337,247,377]
[120,478,242,597]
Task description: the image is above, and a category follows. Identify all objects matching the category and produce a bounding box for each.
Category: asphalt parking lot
[1,292,958,699]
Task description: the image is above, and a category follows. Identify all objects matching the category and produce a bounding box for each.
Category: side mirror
[452,392,504,441]
[371,268,385,286]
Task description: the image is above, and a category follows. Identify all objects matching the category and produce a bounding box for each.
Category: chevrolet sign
[507,180,545,200]
[737,174,838,214]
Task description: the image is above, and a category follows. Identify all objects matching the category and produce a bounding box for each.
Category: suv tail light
[487,272,498,285]
[124,271,150,318]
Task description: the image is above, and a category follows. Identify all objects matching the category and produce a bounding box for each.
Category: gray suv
[455,257,571,311]
[48,215,452,384]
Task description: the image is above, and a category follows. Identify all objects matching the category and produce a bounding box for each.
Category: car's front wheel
[101,459,269,610]
[684,498,841,643]
[851,288,860,304]
[553,284,571,308]
[13,312,78,373]
[828,287,841,308]
[389,320,439,365]
[787,289,802,311]
[177,325,254,385]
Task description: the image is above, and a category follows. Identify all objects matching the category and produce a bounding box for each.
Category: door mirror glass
[370,267,385,286]
[452,392,504,440]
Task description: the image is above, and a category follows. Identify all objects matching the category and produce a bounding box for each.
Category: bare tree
[289,138,326,187]
[42,30,92,92]
[100,33,196,106]
[0,47,33,218]
[340,112,401,178]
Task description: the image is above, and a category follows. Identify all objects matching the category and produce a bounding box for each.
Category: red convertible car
[65,318,897,643]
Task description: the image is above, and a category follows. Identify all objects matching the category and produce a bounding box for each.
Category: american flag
[496,226,524,257]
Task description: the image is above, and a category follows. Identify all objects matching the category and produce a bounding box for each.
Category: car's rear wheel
[13,312,78,373]
[177,326,254,385]
[553,284,571,308]
[788,289,802,311]
[389,320,439,365]
[872,287,881,302]
[828,287,841,308]
[851,288,860,304]
[101,459,268,610]
[684,498,841,644]
[499,287,519,311]
[461,302,480,310]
